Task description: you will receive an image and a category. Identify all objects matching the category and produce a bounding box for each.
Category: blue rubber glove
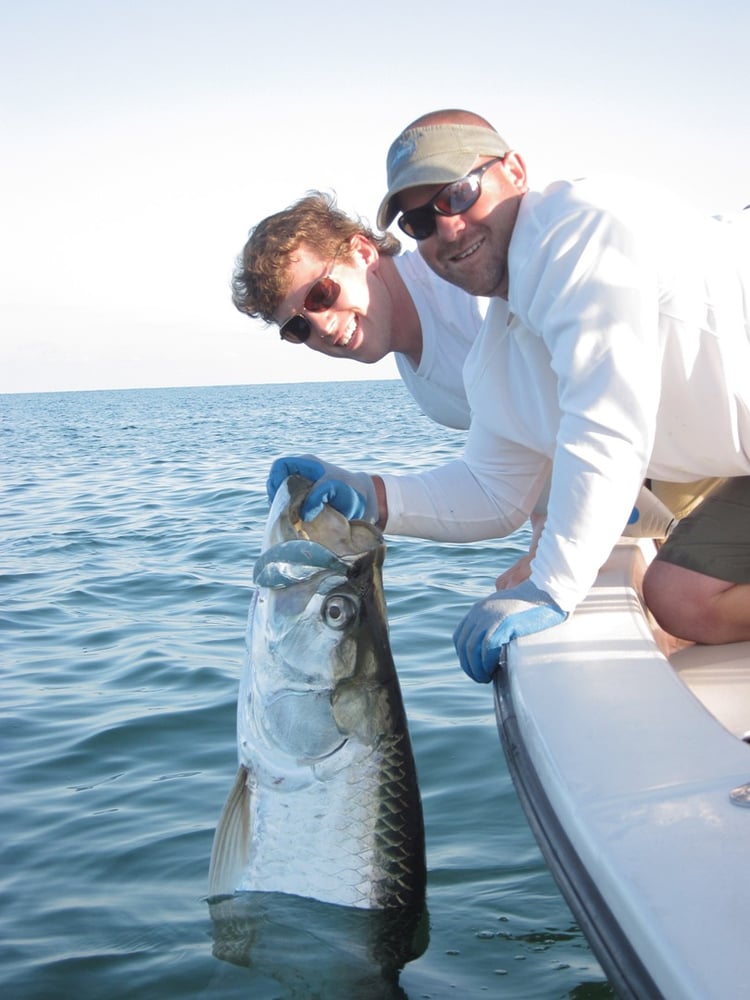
[266,455,379,522]
[453,579,568,683]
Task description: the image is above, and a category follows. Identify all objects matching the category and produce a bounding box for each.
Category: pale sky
[2,0,748,394]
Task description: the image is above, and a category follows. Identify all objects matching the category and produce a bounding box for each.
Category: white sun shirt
[383,178,750,612]
[392,250,489,430]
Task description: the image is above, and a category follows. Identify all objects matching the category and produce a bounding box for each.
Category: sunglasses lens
[279,314,311,343]
[434,174,481,215]
[279,264,343,342]
[398,158,502,240]
[304,276,340,312]
[398,208,436,241]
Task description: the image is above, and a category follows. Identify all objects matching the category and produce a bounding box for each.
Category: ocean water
[1,381,614,999]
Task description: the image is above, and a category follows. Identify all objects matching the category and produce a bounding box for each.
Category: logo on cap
[388,132,420,176]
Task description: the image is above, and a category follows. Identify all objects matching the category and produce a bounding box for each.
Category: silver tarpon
[208,475,426,911]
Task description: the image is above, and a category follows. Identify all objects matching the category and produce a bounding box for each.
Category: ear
[502,151,529,193]
[348,232,379,267]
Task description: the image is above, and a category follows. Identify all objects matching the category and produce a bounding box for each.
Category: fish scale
[239,756,381,907]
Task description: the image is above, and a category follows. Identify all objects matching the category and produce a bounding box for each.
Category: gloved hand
[453,579,568,683]
[267,454,379,522]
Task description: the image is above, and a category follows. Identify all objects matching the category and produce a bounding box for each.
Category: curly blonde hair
[232,192,401,323]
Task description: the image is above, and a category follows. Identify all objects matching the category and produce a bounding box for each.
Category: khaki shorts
[654,476,750,584]
[650,477,726,519]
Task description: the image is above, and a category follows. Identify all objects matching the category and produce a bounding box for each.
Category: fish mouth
[254,539,347,587]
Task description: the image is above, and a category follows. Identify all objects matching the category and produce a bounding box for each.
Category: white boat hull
[494,539,750,1000]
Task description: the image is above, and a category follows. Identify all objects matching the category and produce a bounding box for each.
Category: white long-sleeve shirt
[383,177,750,612]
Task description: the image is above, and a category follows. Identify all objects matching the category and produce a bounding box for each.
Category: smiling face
[397,152,528,299]
[273,236,403,364]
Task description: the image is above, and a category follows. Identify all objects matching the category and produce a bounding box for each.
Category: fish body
[208,475,425,911]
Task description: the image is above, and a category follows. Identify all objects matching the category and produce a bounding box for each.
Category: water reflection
[209,891,429,998]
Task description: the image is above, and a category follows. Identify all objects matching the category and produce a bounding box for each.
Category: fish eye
[322,593,358,629]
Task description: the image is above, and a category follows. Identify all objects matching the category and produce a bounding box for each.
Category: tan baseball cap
[377,123,511,230]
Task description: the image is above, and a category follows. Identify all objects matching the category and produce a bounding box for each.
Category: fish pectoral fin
[207,765,252,898]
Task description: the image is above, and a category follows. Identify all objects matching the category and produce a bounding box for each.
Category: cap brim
[377,158,481,230]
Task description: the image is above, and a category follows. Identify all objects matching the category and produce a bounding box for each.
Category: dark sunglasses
[278,275,341,343]
[279,240,350,344]
[397,156,505,241]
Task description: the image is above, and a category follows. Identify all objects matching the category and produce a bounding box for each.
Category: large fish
[208,474,426,912]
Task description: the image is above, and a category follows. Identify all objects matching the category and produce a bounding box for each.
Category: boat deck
[591,539,750,739]
[671,640,750,741]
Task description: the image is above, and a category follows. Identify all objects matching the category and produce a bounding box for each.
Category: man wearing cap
[270,109,750,682]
